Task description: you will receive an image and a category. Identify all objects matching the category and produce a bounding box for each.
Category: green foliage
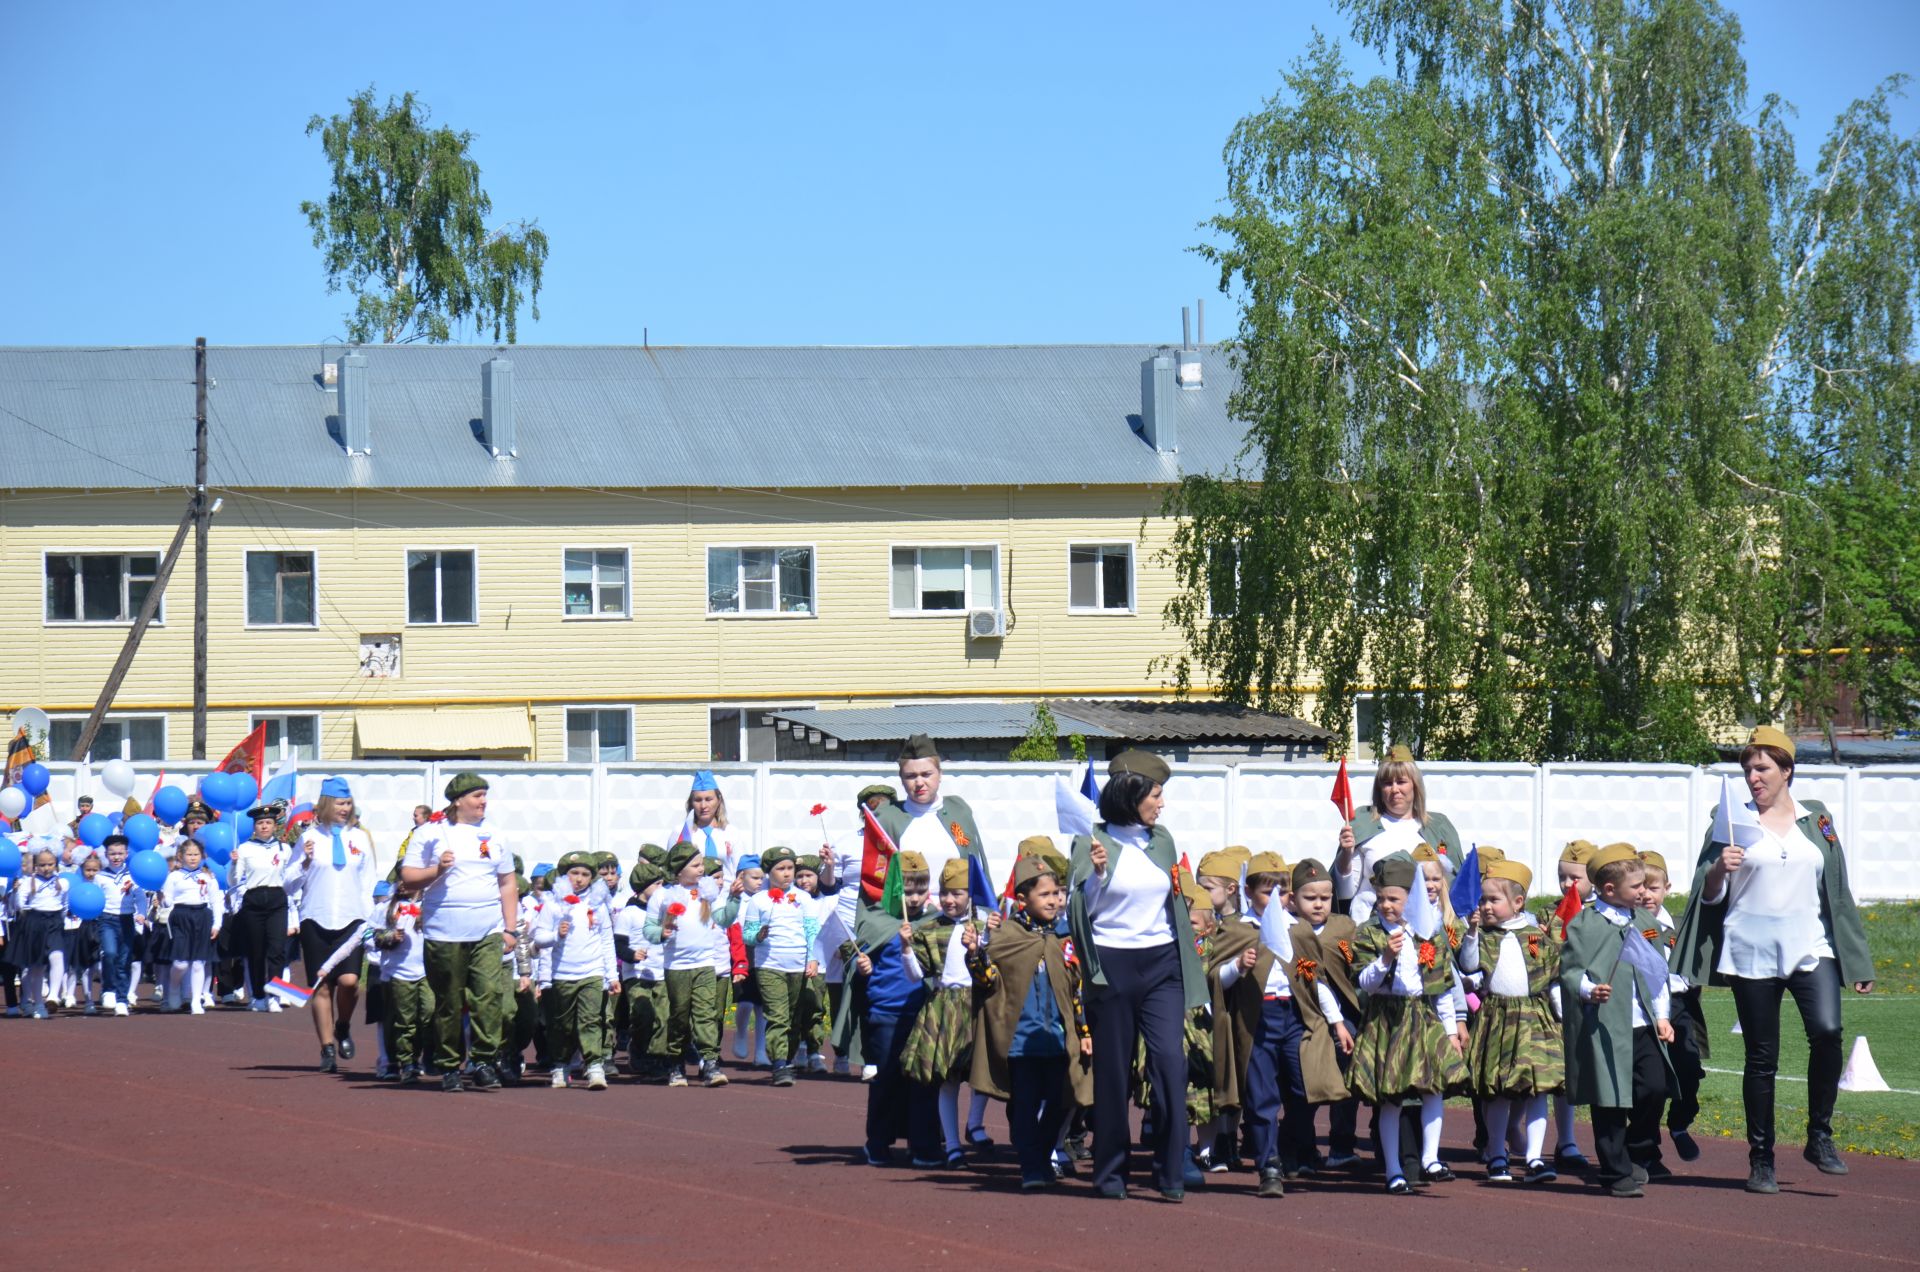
[1009,701,1062,762]
[1164,0,1919,761]
[1067,732,1089,762]
[301,88,549,344]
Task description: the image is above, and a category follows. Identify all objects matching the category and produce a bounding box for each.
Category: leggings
[1729,958,1843,1155]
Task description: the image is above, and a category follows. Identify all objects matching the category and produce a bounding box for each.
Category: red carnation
[769,888,786,903]
[666,902,687,918]
[563,895,581,904]
[809,803,827,817]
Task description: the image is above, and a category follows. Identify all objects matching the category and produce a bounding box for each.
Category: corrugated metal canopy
[767,704,1125,743]
[1052,698,1334,744]
[0,343,1247,491]
[353,707,534,756]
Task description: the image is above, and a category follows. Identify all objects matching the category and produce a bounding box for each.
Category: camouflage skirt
[900,985,974,1085]
[1350,994,1468,1104]
[1466,993,1565,1098]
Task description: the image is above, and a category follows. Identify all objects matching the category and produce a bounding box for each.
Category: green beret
[444,771,489,801]
[796,854,821,873]
[703,857,725,878]
[515,875,532,898]
[856,783,898,806]
[512,853,524,877]
[1371,851,1418,892]
[897,733,940,762]
[665,843,701,877]
[592,851,619,871]
[1107,749,1171,785]
[628,861,665,893]
[556,850,595,875]
[638,844,668,868]
[760,846,797,871]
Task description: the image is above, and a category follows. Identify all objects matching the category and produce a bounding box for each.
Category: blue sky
[3,1,1914,348]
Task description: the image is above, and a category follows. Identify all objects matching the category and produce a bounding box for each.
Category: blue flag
[1450,845,1482,917]
[966,854,997,915]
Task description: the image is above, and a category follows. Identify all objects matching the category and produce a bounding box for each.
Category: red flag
[858,803,899,904]
[1553,881,1583,929]
[218,722,269,789]
[1330,757,1355,822]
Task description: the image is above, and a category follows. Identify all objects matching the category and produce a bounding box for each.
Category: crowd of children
[3,771,1712,1203]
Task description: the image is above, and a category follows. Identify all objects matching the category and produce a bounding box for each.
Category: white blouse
[1079,824,1174,949]
[1339,813,1426,922]
[1706,799,1833,980]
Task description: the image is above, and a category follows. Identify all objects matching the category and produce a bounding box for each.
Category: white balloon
[0,787,26,819]
[100,758,137,799]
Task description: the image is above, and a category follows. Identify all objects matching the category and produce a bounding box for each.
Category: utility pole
[193,337,209,759]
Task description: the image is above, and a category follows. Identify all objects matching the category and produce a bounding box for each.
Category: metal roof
[1052,698,1334,744]
[0,343,1248,491]
[768,704,1126,743]
[768,699,1332,746]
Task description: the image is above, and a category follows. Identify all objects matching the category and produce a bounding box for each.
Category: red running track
[2,1006,1917,1271]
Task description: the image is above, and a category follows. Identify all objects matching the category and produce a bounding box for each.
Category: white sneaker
[267,998,284,1013]
[190,1002,206,1016]
[102,991,118,1010]
[861,1064,878,1082]
[586,1063,607,1090]
[550,1068,569,1089]
[62,993,77,1009]
[202,993,217,1009]
[113,1003,130,1017]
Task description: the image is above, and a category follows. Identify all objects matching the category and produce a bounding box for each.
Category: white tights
[171,960,206,1008]
[1379,1093,1445,1179]
[936,1082,995,1152]
[1484,1094,1548,1164]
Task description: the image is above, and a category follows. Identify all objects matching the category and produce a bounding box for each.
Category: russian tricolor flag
[266,978,311,1007]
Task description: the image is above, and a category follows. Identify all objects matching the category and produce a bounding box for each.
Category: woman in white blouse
[1674,727,1873,1194]
[288,777,379,1073]
[1331,745,1466,922]
[1067,751,1209,1201]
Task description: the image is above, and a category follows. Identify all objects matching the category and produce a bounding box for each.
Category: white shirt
[1705,799,1834,979]
[290,824,379,930]
[1355,922,1459,1028]
[741,888,813,974]
[229,839,293,898]
[1339,814,1425,921]
[533,887,616,984]
[379,901,428,982]
[898,801,961,899]
[647,880,723,971]
[405,820,514,942]
[1078,824,1174,949]
[614,902,660,982]
[1577,899,1672,1029]
[162,868,222,918]
[12,874,68,914]
[95,866,148,920]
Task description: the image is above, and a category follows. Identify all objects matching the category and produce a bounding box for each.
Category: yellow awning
[354,707,533,757]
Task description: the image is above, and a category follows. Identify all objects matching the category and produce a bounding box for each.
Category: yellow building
[1,342,1323,764]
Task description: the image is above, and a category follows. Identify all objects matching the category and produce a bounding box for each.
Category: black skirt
[9,911,62,967]
[168,905,216,962]
[68,919,102,969]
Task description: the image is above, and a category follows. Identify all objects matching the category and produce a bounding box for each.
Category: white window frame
[42,549,167,626]
[888,543,1002,617]
[560,547,631,621]
[47,712,169,764]
[1067,542,1136,614]
[563,705,635,763]
[241,548,319,630]
[404,547,480,626]
[710,703,818,762]
[249,712,323,763]
[704,544,819,619]
[1353,692,1423,761]
[1203,544,1240,618]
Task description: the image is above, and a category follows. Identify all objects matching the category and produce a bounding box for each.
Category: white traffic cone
[1731,1018,1743,1035]
[1839,1035,1890,1093]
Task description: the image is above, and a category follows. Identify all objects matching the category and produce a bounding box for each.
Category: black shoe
[1555,1145,1589,1170]
[1642,1160,1673,1182]
[441,1071,465,1093]
[401,1064,422,1083]
[1068,1133,1092,1162]
[1157,1188,1184,1203]
[1671,1130,1700,1162]
[335,1027,355,1060]
[1020,1173,1055,1191]
[1485,1158,1513,1183]
[1746,1155,1779,1194]
[1422,1162,1457,1183]
[1257,1167,1285,1198]
[1096,1181,1127,1200]
[966,1130,996,1152]
[1525,1159,1557,1184]
[770,1065,795,1087]
[1609,1178,1645,1198]
[1804,1135,1849,1175]
[944,1148,971,1171]
[471,1063,502,1090]
[1386,1176,1413,1195]
[318,1044,337,1074]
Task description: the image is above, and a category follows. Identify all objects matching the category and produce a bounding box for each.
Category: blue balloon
[152,785,189,825]
[0,849,19,880]
[194,819,236,865]
[61,869,83,889]
[107,811,124,829]
[226,773,259,811]
[122,812,161,853]
[18,762,50,797]
[68,879,105,920]
[129,848,168,890]
[76,812,112,847]
[200,771,235,812]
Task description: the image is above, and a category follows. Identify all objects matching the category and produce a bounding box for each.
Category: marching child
[730,854,769,1067]
[853,850,940,1167]
[69,851,105,1012]
[163,842,223,1016]
[1194,848,1249,1169]
[616,858,667,1079]
[794,854,831,1072]
[900,856,989,1165]
[374,873,431,1082]
[646,843,733,1087]
[9,849,69,1018]
[1638,851,1703,1162]
[1560,843,1673,1198]
[95,834,148,1017]
[740,847,818,1087]
[1344,853,1468,1194]
[1461,859,1565,1183]
[1287,858,1362,1169]
[965,855,1091,1190]
[1549,839,1598,1166]
[533,851,618,1089]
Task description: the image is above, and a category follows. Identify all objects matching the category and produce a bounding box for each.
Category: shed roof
[767,699,1331,747]
[0,343,1246,491]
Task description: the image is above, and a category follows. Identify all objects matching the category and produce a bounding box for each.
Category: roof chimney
[1140,351,1177,453]
[481,357,516,457]
[1176,299,1204,388]
[337,351,370,455]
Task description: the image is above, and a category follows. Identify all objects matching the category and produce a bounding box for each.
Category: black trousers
[1245,996,1311,1171]
[1008,1054,1072,1181]
[1666,988,1706,1134]
[231,888,288,998]
[865,1008,940,1159]
[1730,959,1843,1155]
[1087,942,1189,1193]
[1590,1026,1668,1185]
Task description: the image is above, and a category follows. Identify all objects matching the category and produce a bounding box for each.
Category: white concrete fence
[32,759,1920,902]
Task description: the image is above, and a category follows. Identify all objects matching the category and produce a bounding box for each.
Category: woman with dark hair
[1068,751,1209,1201]
[1674,727,1873,1194]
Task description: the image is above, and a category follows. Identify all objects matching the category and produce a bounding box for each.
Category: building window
[890,546,999,614]
[406,550,477,624]
[563,549,629,618]
[50,715,166,763]
[707,547,814,616]
[565,707,632,762]
[1206,545,1239,617]
[245,551,316,626]
[1354,692,1422,761]
[44,553,161,623]
[252,713,320,761]
[1069,544,1134,612]
[709,706,804,762]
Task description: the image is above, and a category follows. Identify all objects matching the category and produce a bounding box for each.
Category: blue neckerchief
[330,823,347,868]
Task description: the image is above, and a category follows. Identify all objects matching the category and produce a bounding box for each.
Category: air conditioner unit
[968,607,1007,639]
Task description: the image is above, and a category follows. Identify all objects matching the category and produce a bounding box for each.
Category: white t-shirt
[291,825,378,929]
[647,880,723,972]
[898,801,961,897]
[1079,824,1174,949]
[741,888,812,974]
[406,821,514,943]
[380,902,427,982]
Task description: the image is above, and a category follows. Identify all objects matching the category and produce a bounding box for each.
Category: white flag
[1709,775,1766,849]
[1404,860,1442,940]
[1055,759,1099,836]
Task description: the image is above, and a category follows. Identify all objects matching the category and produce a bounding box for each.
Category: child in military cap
[1286,857,1362,1170]
[646,843,735,1087]
[792,855,831,1071]
[532,851,618,1089]
[616,857,668,1079]
[901,856,992,1166]
[1548,839,1599,1166]
[1637,850,1703,1162]
[740,847,817,1086]
[854,850,940,1166]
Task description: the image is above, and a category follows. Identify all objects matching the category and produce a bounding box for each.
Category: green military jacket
[1067,824,1209,1011]
[1349,806,1466,875]
[1559,905,1671,1108]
